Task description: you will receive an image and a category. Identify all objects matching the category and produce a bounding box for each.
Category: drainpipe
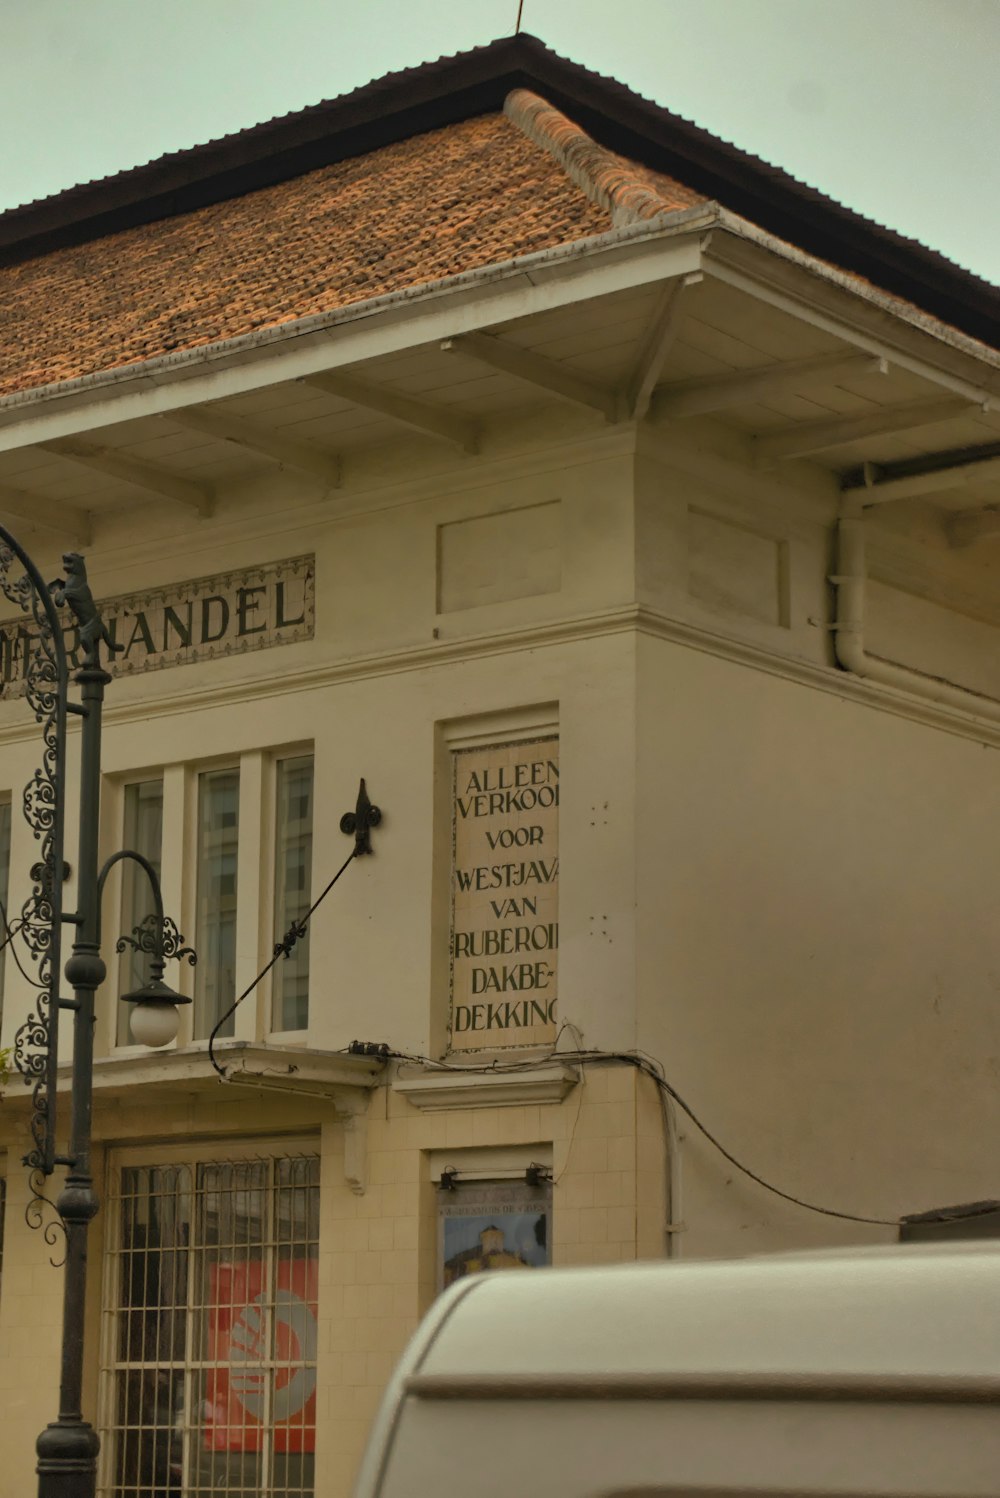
[833,495,1000,724]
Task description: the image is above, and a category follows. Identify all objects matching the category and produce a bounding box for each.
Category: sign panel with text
[450,736,559,1050]
[0,554,313,697]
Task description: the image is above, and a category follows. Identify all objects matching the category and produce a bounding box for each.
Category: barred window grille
[100,1153,319,1498]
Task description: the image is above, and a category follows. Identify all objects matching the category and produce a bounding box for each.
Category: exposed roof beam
[947,507,1000,549]
[40,439,213,515]
[302,371,478,454]
[755,397,978,465]
[441,332,618,422]
[623,273,700,422]
[656,352,886,419]
[0,482,91,546]
[168,406,341,486]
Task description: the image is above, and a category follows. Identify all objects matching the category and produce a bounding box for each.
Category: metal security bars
[99,1153,319,1498]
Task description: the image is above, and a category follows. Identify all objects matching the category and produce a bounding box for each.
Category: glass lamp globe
[121,976,189,1048]
[129,999,180,1048]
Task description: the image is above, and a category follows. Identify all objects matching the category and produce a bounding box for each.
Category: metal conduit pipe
[833,497,1000,724]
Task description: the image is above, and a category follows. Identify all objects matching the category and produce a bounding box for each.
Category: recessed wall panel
[688,506,789,628]
[437,502,561,614]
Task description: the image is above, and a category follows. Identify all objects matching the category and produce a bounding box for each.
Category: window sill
[76,1040,384,1109]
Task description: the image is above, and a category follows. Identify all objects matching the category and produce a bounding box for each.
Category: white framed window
[99,1144,320,1498]
[271,756,314,1034]
[117,778,165,1045]
[107,745,315,1050]
[194,768,240,1041]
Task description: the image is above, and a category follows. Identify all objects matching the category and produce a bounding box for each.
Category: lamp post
[3,535,193,1498]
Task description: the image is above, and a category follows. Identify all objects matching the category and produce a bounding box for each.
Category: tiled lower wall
[0,1062,667,1498]
[316,1062,666,1496]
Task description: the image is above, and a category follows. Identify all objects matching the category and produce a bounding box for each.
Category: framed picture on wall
[437,1177,552,1291]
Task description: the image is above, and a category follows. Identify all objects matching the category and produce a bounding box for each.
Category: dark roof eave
[1,33,996,348]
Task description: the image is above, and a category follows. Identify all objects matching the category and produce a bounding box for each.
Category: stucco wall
[0,407,996,1496]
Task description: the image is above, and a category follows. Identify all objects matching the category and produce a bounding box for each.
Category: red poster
[205,1259,318,1452]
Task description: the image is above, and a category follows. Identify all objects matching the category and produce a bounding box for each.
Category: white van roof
[413,1246,999,1389]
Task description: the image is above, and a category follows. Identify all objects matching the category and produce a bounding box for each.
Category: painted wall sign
[206,1258,317,1453]
[0,554,314,696]
[438,1179,552,1290]
[450,736,559,1049]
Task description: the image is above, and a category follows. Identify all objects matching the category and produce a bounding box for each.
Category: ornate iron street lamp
[2,534,194,1498]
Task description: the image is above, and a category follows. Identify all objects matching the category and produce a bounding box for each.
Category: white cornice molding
[0,598,995,752]
[635,607,1000,749]
[394,1062,579,1111]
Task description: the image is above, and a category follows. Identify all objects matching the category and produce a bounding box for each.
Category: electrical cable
[381,1040,905,1226]
[0,896,39,988]
[580,1050,901,1228]
[208,846,357,1078]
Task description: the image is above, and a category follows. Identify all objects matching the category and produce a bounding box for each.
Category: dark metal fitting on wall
[525,1163,552,1188]
[347,1040,391,1059]
[438,1168,459,1192]
[340,777,381,855]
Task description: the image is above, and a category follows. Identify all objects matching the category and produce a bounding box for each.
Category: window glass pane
[105,1154,319,1498]
[0,800,12,1020]
[272,757,313,1032]
[117,781,164,1045]
[195,769,239,1041]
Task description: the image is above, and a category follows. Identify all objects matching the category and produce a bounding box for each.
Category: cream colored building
[0,33,997,1498]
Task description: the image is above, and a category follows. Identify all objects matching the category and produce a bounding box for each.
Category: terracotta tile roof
[504,89,704,225]
[1,35,995,357]
[0,111,622,399]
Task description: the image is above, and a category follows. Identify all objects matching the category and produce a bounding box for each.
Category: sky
[1,0,998,286]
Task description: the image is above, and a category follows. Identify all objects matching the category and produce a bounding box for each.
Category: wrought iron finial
[340,778,381,855]
[50,551,123,669]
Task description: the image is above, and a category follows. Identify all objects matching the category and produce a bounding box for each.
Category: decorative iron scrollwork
[116,912,196,966]
[24,1169,67,1268]
[0,536,70,1178]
